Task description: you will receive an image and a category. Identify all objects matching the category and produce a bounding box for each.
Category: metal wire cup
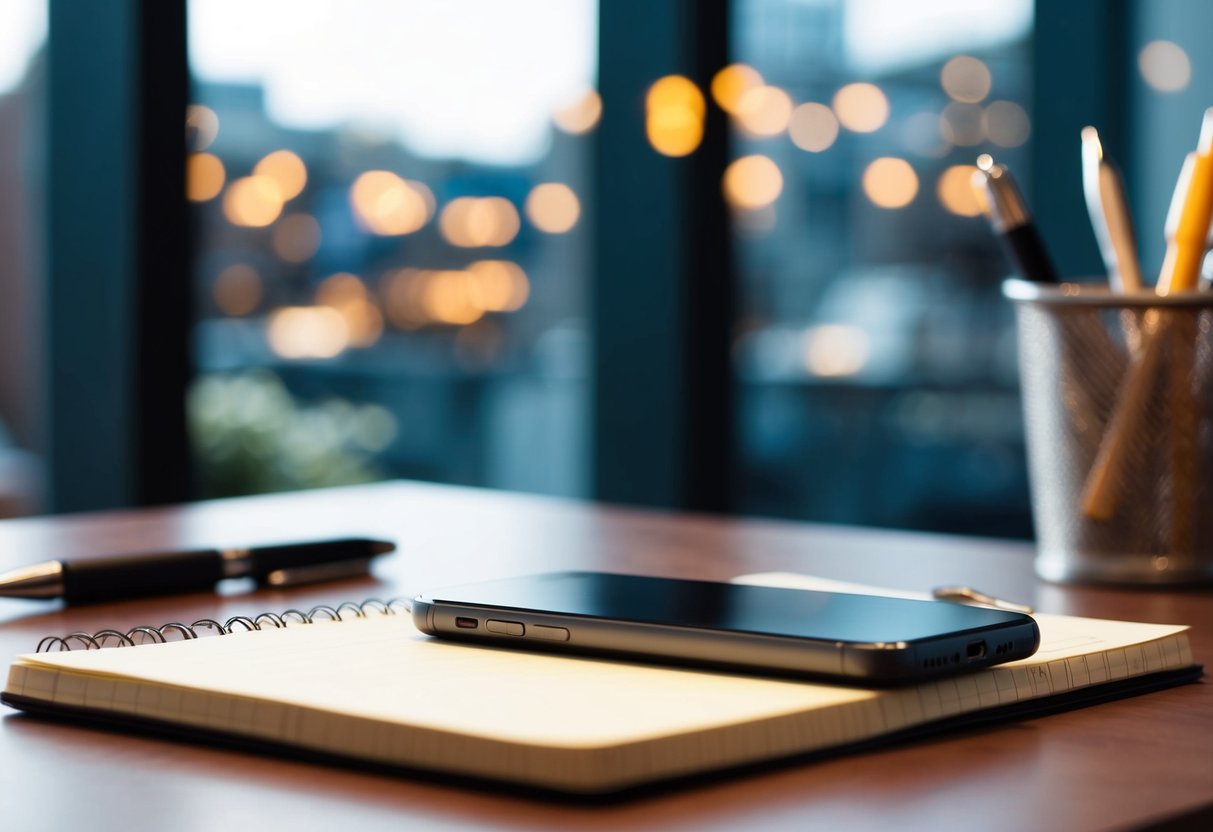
[1004,278,1213,584]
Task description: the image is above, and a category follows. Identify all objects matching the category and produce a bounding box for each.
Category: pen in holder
[1004,278,1213,584]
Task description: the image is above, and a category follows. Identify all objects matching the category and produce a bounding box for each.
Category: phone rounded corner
[840,641,915,684]
[1026,618,1043,655]
[410,598,436,634]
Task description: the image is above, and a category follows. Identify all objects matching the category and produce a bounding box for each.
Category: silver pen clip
[261,558,374,588]
[932,585,1034,615]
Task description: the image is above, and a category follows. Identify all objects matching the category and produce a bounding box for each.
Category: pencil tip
[1199,108,1213,154]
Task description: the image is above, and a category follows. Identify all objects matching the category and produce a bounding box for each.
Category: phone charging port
[455,617,478,629]
[966,640,987,661]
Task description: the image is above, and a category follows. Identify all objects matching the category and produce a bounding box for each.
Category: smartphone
[412,571,1040,684]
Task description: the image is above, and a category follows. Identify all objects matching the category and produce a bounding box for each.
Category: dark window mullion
[46,0,189,512]
[593,0,733,512]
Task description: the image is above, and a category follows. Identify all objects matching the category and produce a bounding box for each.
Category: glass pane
[187,1,597,500]
[729,0,1034,536]
[0,0,47,517]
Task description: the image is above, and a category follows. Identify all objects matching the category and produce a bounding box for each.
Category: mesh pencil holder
[1004,278,1213,584]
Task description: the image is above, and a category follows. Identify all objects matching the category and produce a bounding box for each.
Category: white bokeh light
[0,0,46,94]
[189,0,598,166]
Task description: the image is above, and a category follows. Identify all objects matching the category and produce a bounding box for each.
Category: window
[187,0,597,499]
[30,0,1211,536]
[728,0,1035,536]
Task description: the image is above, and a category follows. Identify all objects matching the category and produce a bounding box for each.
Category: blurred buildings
[188,74,592,499]
[184,0,1036,535]
[2,1,1205,539]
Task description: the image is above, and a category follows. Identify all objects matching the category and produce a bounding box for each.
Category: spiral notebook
[0,577,1200,795]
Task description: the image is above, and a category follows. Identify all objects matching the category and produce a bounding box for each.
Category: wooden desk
[0,482,1208,830]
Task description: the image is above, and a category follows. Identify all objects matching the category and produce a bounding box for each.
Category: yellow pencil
[1158,109,1213,295]
[1080,110,1213,525]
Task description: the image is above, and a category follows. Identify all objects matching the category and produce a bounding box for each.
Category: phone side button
[486,620,525,636]
[529,625,570,642]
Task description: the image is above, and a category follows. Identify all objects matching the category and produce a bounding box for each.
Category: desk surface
[0,481,1208,831]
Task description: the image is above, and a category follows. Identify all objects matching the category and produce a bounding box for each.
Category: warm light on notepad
[1,581,1196,794]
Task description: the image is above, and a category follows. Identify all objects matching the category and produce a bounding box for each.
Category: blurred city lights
[788,102,839,152]
[187,152,225,202]
[525,182,581,233]
[349,171,432,236]
[271,213,322,263]
[940,102,984,146]
[316,272,366,308]
[315,272,384,348]
[940,56,992,103]
[422,271,487,325]
[266,306,350,359]
[936,165,983,216]
[412,180,438,217]
[723,155,783,210]
[862,157,918,208]
[832,83,889,133]
[552,88,602,134]
[467,260,530,312]
[253,149,308,201]
[378,262,529,329]
[212,263,262,316]
[734,85,794,137]
[380,268,430,330]
[439,196,521,247]
[222,175,285,227]
[711,64,763,114]
[185,104,219,152]
[1138,40,1191,92]
[982,100,1030,148]
[646,75,705,157]
[803,324,870,378]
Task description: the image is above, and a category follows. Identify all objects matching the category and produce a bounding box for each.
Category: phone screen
[426,571,1028,644]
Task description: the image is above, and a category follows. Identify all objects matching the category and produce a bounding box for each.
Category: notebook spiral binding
[35,597,412,653]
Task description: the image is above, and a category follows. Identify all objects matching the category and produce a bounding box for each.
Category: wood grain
[0,481,1208,831]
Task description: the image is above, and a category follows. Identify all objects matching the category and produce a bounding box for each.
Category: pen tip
[976,153,994,172]
[969,173,991,215]
[370,539,397,555]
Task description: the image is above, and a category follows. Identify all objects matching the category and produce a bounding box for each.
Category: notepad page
[7,616,897,790]
[7,616,877,746]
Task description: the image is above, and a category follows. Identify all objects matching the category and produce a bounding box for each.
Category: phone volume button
[486,619,525,636]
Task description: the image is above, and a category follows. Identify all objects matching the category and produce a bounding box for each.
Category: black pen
[0,537,396,603]
[972,154,1060,283]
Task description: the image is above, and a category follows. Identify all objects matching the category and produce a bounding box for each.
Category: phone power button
[529,625,570,642]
